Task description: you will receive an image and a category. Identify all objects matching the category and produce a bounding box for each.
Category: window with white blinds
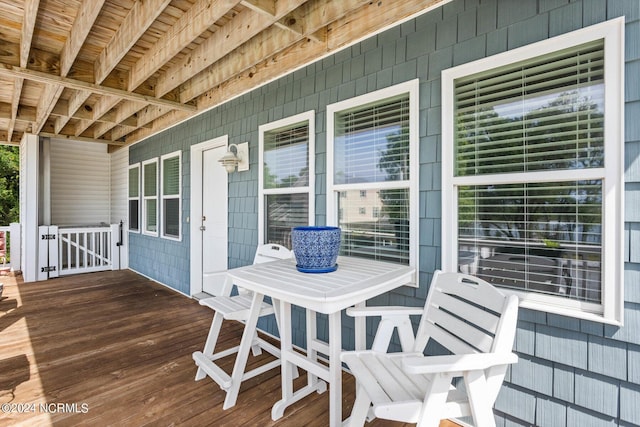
[128,164,140,232]
[327,80,419,267]
[161,151,181,240]
[259,111,315,246]
[442,19,624,324]
[142,159,158,236]
[455,40,604,176]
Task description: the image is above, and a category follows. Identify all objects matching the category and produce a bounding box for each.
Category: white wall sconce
[218,142,249,173]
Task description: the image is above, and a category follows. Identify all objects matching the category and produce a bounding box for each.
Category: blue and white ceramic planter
[291,226,341,273]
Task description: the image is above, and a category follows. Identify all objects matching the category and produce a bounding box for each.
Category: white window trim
[258,110,316,245]
[161,150,182,241]
[128,163,140,233]
[442,18,625,325]
[142,158,159,237]
[326,79,420,274]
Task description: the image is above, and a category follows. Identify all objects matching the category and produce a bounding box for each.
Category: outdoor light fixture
[218,142,249,173]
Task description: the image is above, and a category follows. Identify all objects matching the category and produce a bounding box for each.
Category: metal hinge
[41,234,57,240]
[40,266,57,273]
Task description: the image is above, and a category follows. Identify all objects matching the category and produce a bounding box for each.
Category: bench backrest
[414,271,519,357]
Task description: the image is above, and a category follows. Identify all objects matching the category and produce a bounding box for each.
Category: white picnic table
[225,255,416,427]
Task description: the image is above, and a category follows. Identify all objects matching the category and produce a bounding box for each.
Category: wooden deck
[0,270,460,426]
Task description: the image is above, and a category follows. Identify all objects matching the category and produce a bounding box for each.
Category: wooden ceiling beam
[93,100,146,139]
[128,0,242,91]
[21,0,41,68]
[60,0,106,76]
[0,102,36,122]
[64,0,170,139]
[240,0,276,16]
[55,0,107,134]
[0,65,196,112]
[39,131,125,146]
[10,0,40,141]
[124,0,443,145]
[34,84,64,133]
[155,0,306,98]
[94,0,172,85]
[7,79,23,142]
[76,95,119,136]
[180,0,367,103]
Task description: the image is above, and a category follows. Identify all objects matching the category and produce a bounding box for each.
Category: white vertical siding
[20,134,40,282]
[50,139,110,226]
[110,146,128,224]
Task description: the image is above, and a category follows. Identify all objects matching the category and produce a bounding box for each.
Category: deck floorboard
[0,270,460,426]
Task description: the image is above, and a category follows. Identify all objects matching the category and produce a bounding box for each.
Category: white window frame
[442,18,625,325]
[327,79,420,273]
[161,150,182,241]
[258,110,316,245]
[142,158,159,237]
[128,163,140,233]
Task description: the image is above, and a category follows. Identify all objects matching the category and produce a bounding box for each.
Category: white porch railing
[38,223,122,280]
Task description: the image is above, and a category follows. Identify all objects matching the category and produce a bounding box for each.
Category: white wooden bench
[341,270,519,427]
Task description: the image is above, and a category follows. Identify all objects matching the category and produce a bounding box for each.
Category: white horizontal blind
[143,160,157,234]
[162,156,180,196]
[333,94,411,265]
[334,95,410,184]
[454,40,605,303]
[162,154,180,238]
[455,40,604,176]
[143,162,157,197]
[458,181,602,303]
[264,124,309,188]
[262,120,311,246]
[128,165,140,231]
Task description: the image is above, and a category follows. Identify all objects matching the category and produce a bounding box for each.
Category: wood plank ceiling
[0,0,445,149]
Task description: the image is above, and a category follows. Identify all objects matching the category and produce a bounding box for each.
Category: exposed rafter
[0,0,446,146]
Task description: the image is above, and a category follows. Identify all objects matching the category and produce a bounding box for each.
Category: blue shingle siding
[628,344,640,384]
[535,325,588,370]
[553,364,575,403]
[536,396,568,427]
[574,372,620,417]
[620,382,640,425]
[566,406,617,426]
[127,0,640,424]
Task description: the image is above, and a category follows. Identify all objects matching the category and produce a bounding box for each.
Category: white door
[190,136,229,296]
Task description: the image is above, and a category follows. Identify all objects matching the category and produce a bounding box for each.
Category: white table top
[227,256,416,314]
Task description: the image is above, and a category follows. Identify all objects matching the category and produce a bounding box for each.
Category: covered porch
[0,269,458,426]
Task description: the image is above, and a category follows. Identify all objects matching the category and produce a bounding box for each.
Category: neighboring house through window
[442,18,624,324]
[128,164,140,233]
[161,151,181,240]
[259,111,315,246]
[142,158,158,236]
[327,79,419,267]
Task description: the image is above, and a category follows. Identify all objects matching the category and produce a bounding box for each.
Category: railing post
[49,226,59,279]
[110,223,120,270]
[37,225,59,281]
[9,222,20,272]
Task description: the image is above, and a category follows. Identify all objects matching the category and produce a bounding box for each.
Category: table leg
[328,310,342,427]
[306,308,320,389]
[272,300,293,420]
[271,304,330,421]
[354,301,366,351]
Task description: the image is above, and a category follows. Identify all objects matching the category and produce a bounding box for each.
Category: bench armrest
[402,352,519,375]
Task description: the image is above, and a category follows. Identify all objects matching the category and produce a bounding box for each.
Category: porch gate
[38,224,122,280]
